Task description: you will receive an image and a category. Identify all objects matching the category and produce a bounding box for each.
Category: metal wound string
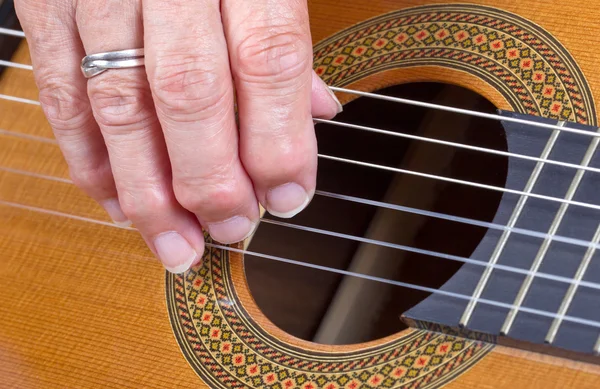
[2,89,599,209]
[1,58,599,137]
[313,118,600,175]
[1,71,599,176]
[0,30,599,140]
[0,59,33,71]
[2,37,600,178]
[2,89,600,210]
[329,86,600,139]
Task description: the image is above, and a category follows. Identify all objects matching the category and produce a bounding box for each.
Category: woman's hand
[15,0,342,273]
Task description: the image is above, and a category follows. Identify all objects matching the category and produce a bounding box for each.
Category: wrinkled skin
[15,0,342,273]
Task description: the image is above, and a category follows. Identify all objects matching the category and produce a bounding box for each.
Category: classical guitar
[1,0,600,387]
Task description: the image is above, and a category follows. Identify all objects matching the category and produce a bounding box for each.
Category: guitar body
[1,0,600,387]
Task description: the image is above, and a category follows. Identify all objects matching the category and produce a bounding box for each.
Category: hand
[16,0,342,273]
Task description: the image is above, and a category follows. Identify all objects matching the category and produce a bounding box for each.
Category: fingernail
[101,198,131,227]
[266,183,311,218]
[312,72,343,119]
[208,216,257,244]
[154,231,198,274]
[326,86,343,114]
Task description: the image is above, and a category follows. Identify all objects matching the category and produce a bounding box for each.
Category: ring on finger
[81,48,145,78]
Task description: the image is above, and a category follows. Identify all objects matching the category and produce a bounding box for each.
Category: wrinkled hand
[16,0,342,273]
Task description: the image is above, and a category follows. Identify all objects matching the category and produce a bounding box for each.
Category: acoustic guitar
[1,0,600,387]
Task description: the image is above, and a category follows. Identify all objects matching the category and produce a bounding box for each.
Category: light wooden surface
[1,1,600,387]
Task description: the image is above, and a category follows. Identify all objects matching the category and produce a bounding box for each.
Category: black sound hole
[246,82,508,345]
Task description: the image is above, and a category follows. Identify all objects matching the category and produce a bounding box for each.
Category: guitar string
[9,118,599,339]
[2,88,600,211]
[0,59,33,70]
[320,154,600,211]
[1,89,600,259]
[2,198,600,334]
[3,55,600,176]
[314,118,600,175]
[3,163,600,290]
[2,59,596,272]
[0,127,60,144]
[0,55,597,174]
[0,93,40,106]
[330,87,600,139]
[3,82,600,176]
[1,154,597,250]
[316,191,597,249]
[0,27,25,38]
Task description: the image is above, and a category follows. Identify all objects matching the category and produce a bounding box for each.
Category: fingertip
[311,71,343,119]
[154,231,204,274]
[266,182,313,219]
[100,198,131,227]
[207,216,257,244]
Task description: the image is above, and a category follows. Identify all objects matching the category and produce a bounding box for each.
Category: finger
[143,0,260,244]
[311,70,343,120]
[223,0,338,218]
[14,0,128,225]
[77,0,204,273]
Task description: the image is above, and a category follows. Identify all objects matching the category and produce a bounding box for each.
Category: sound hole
[245,82,508,345]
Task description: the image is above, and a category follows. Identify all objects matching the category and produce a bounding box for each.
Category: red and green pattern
[313,4,596,125]
[167,4,595,388]
[167,241,492,389]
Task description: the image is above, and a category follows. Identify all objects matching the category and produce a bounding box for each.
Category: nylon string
[2,163,600,290]
[3,159,600,250]
[1,198,600,332]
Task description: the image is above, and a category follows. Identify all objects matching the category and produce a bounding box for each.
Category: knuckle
[16,1,73,29]
[88,76,153,129]
[174,174,242,216]
[245,139,316,181]
[69,164,111,196]
[37,74,89,130]
[119,187,172,222]
[236,28,310,83]
[150,56,229,119]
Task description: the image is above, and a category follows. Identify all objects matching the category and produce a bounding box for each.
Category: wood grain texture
[308,0,600,113]
[1,0,600,387]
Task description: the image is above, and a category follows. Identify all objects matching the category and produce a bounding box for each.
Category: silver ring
[81,48,145,78]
